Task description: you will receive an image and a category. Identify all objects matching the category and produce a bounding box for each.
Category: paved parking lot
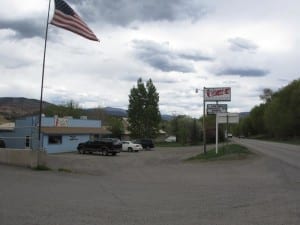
[1,146,299,225]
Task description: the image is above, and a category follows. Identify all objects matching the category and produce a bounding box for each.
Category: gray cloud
[144,55,195,73]
[179,51,214,61]
[0,19,44,39]
[118,74,146,82]
[73,0,209,25]
[216,67,269,77]
[1,0,208,39]
[132,40,213,73]
[228,37,258,52]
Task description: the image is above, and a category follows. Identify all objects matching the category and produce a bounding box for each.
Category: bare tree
[259,88,273,103]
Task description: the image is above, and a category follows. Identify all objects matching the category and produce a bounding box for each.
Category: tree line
[234,79,300,139]
[43,78,228,144]
[43,78,162,140]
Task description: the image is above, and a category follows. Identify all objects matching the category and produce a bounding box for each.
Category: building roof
[41,127,111,135]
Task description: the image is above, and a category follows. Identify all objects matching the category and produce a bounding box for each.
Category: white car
[122,141,143,152]
[227,133,233,138]
[165,136,176,142]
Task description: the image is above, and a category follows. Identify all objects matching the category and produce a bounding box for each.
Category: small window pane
[48,135,62,144]
[25,136,30,148]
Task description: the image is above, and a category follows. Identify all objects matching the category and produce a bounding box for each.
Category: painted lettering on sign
[204,87,231,101]
[207,104,227,115]
[206,88,230,97]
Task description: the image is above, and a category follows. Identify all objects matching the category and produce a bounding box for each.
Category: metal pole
[216,113,218,154]
[215,101,219,154]
[226,113,229,148]
[203,87,206,154]
[38,0,52,149]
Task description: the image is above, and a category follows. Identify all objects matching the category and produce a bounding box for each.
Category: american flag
[50,0,99,42]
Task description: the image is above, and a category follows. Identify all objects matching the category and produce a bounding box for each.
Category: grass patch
[32,165,51,171]
[58,168,72,173]
[186,144,252,161]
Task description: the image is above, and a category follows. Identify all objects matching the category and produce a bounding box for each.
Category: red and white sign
[54,118,68,127]
[204,87,231,101]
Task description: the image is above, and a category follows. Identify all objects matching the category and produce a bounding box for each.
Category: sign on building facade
[55,118,68,127]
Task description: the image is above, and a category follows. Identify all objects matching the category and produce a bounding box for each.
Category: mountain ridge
[0,97,53,121]
[0,97,246,122]
[0,97,174,121]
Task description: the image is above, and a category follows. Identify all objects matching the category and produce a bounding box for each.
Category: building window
[90,134,100,141]
[48,135,62,145]
[25,136,30,148]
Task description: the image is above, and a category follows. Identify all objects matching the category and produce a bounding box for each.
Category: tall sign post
[203,87,231,154]
[203,88,206,154]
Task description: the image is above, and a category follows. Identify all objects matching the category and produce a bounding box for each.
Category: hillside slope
[0,97,53,120]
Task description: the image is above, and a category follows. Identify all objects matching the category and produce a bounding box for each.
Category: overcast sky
[1,0,299,117]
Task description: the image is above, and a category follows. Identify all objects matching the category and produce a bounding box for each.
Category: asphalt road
[233,137,300,168]
[0,144,299,225]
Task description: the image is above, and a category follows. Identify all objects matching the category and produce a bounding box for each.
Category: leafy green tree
[144,79,161,137]
[249,104,266,135]
[64,100,82,118]
[264,79,300,138]
[236,79,300,139]
[190,118,201,145]
[169,115,202,145]
[128,78,161,138]
[170,115,180,142]
[264,98,293,138]
[259,88,273,103]
[44,100,83,118]
[85,106,109,125]
[240,116,252,137]
[108,117,124,139]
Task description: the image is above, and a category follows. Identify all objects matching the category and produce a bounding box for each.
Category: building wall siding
[43,134,90,154]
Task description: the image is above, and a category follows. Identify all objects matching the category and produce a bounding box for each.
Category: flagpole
[38,0,52,149]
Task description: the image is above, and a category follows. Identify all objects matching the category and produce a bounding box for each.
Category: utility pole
[196,87,206,154]
[203,87,206,154]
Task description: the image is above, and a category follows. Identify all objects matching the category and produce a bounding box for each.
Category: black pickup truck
[77,138,122,156]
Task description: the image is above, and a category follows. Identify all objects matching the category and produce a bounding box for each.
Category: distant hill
[103,107,128,117]
[161,114,174,121]
[239,112,250,118]
[103,107,173,121]
[0,97,174,121]
[0,97,53,120]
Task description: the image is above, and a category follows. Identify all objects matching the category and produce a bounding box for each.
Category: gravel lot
[47,146,202,175]
[1,145,299,225]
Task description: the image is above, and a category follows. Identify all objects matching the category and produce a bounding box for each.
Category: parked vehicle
[77,138,122,156]
[134,139,154,150]
[165,136,176,143]
[0,139,5,148]
[122,141,143,152]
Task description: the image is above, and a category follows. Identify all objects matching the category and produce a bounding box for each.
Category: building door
[25,136,30,148]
